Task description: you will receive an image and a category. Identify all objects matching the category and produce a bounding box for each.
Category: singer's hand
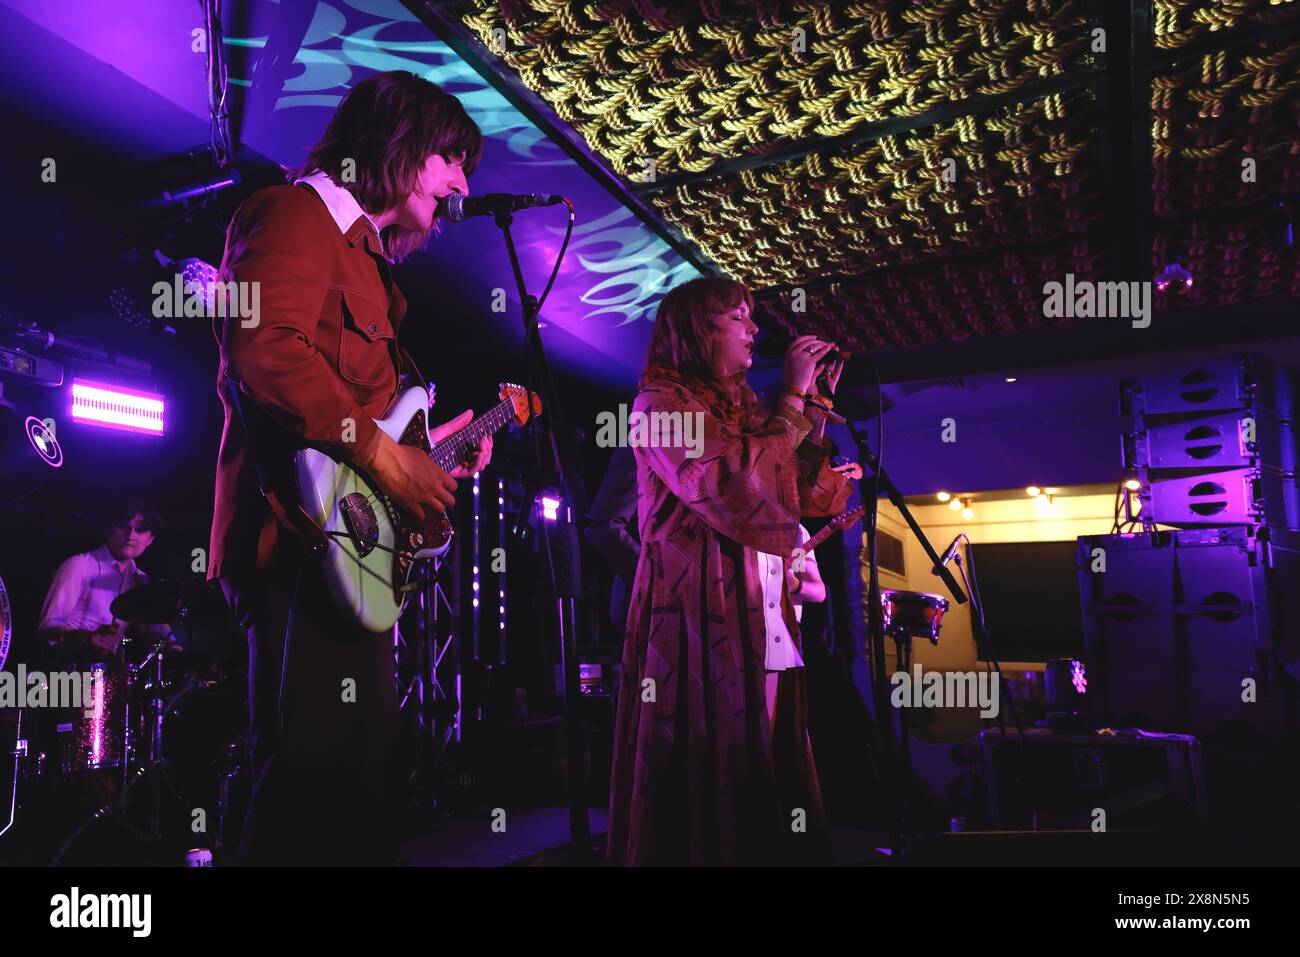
[832,462,864,481]
[815,353,845,395]
[784,336,837,395]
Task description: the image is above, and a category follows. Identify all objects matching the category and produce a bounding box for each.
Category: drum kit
[2,576,247,865]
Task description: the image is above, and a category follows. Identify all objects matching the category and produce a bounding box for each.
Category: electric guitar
[295,383,541,632]
[795,504,866,560]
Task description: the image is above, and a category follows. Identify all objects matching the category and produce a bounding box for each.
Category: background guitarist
[209,71,491,865]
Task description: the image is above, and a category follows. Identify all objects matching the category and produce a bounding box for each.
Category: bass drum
[163,678,248,850]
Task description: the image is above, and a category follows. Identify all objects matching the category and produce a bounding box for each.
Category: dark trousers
[230,561,401,865]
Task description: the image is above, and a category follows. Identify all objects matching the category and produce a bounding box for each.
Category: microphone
[931,532,965,575]
[438,192,563,223]
[816,349,850,395]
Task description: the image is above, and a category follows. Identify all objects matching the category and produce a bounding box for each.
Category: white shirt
[294,169,384,250]
[38,545,151,633]
[757,524,815,671]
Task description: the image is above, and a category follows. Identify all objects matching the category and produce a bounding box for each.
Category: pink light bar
[70,379,165,435]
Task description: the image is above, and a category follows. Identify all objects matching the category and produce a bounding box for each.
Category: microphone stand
[489,208,592,863]
[840,414,967,858]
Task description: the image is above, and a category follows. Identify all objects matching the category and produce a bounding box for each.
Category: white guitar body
[295,387,449,633]
[294,383,539,634]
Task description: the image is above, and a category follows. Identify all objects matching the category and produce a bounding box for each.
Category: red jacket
[208,184,406,580]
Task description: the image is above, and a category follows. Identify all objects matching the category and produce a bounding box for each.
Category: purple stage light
[540,495,561,522]
[1154,260,1194,294]
[180,258,221,313]
[69,379,165,435]
[1070,660,1087,695]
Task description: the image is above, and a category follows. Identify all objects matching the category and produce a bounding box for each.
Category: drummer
[36,498,177,664]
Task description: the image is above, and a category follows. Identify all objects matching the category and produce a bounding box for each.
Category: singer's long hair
[640,276,765,427]
[298,71,483,261]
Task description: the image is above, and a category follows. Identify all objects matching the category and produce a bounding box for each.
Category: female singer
[606,276,853,865]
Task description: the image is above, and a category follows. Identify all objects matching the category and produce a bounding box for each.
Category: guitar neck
[429,398,515,473]
[801,505,866,555]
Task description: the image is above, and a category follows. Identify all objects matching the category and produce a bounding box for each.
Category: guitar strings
[352,400,516,516]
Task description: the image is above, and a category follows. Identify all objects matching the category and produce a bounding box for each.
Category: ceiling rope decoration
[1151,21,1300,310]
[646,88,1100,289]
[463,0,1094,178]
[444,0,1300,351]
[1153,0,1300,49]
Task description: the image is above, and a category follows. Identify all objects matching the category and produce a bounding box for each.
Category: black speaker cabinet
[1076,528,1300,744]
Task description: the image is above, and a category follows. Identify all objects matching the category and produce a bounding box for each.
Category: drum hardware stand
[842,414,967,859]
[213,735,244,863]
[2,708,26,840]
[51,637,190,863]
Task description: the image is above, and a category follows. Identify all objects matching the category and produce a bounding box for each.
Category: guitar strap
[396,342,429,393]
[222,375,329,559]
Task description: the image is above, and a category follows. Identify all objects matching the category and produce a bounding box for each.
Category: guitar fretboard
[801,505,866,555]
[429,398,518,473]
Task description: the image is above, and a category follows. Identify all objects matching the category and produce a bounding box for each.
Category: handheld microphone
[931,532,965,576]
[438,192,563,223]
[816,349,851,395]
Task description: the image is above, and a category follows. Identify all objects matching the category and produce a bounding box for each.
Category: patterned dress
[606,370,852,865]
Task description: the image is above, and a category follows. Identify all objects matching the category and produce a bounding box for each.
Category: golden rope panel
[649,88,1101,288]
[756,237,1107,349]
[460,0,1094,178]
[1153,0,1300,50]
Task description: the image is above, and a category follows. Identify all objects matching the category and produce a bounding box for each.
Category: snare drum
[880,590,949,645]
[53,661,127,774]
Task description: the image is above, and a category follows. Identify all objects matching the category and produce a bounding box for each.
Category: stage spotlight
[936,491,951,502]
[179,258,221,314]
[1155,260,1194,294]
[1026,486,1041,497]
[540,494,562,522]
[1005,377,1017,383]
[69,379,165,435]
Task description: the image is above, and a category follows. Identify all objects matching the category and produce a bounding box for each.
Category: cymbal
[110,577,226,625]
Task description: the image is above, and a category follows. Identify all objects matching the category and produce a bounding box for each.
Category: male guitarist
[209,71,491,864]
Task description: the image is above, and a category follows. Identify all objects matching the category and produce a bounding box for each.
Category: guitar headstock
[831,505,866,530]
[499,382,543,426]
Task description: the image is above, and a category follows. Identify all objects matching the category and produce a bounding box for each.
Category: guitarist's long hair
[640,276,766,429]
[297,70,483,262]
